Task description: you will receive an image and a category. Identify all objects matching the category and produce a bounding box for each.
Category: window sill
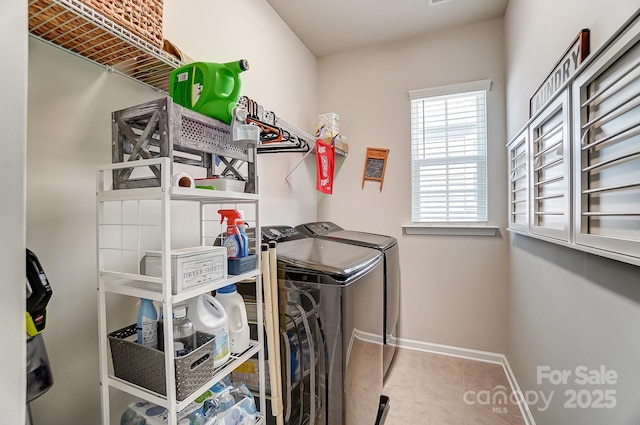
[402,224,499,236]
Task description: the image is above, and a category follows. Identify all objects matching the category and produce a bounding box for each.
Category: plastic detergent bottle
[136,298,158,349]
[218,209,245,258]
[237,210,250,258]
[187,294,231,367]
[215,284,250,354]
[169,60,249,124]
[173,305,196,355]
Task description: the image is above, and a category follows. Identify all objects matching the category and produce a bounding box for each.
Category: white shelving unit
[96,157,266,425]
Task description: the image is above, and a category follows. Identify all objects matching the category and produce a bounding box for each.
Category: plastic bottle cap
[217,284,237,294]
[174,305,187,318]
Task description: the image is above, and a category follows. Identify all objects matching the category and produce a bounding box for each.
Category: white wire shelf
[100,269,260,303]
[28,0,183,92]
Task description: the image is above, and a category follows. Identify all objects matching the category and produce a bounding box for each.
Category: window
[410,80,491,223]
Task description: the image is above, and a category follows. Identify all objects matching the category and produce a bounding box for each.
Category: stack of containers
[317,112,340,139]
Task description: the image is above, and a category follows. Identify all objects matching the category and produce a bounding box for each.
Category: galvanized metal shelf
[28,0,182,92]
[110,98,258,192]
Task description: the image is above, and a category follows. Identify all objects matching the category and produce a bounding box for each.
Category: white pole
[261,244,283,423]
[269,241,284,425]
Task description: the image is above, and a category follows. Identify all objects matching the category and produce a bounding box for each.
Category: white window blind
[410,80,490,223]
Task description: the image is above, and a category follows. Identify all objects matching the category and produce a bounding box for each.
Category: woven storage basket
[84,0,163,46]
[29,0,163,49]
[228,254,258,275]
[109,324,216,401]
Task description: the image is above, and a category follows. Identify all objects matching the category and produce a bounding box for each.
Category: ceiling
[266,0,509,57]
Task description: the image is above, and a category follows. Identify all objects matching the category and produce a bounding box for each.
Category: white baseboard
[392,337,537,425]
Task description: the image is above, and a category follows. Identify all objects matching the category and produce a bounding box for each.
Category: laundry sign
[529,29,590,117]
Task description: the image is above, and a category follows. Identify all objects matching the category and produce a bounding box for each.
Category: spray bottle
[218,209,246,258]
[237,210,250,258]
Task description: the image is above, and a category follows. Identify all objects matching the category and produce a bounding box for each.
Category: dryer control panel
[261,225,305,242]
[297,221,344,237]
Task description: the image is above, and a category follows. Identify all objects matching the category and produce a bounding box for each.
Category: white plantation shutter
[410,80,491,223]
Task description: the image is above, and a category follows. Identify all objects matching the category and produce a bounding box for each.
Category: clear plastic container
[233,124,260,142]
[173,305,196,355]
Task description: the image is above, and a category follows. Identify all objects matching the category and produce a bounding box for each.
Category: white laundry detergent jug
[215,284,250,354]
[188,294,231,367]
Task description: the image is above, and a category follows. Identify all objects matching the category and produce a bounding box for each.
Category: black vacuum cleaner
[26,249,54,425]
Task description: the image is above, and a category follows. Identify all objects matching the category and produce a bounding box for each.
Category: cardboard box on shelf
[318,135,349,155]
[318,112,340,139]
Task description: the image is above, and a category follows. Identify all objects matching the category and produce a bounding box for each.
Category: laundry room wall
[0,1,28,424]
[25,1,317,423]
[504,1,640,424]
[316,18,509,353]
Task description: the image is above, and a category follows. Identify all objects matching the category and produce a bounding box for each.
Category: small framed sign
[529,29,590,117]
[362,147,389,191]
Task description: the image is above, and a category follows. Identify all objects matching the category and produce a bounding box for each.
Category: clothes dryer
[295,222,400,379]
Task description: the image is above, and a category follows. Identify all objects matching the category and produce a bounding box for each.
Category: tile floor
[383,348,526,425]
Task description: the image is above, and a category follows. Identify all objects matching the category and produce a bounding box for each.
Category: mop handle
[260,244,282,421]
[269,241,284,425]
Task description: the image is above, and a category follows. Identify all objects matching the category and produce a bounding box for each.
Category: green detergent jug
[169,60,249,124]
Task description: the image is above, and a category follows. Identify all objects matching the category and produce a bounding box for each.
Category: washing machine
[262,226,388,425]
[295,222,400,379]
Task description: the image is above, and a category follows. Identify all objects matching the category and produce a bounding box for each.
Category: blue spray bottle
[218,209,246,258]
[237,210,249,258]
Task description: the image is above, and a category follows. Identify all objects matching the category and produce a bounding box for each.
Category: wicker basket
[109,324,215,401]
[29,0,163,49]
[84,0,163,46]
